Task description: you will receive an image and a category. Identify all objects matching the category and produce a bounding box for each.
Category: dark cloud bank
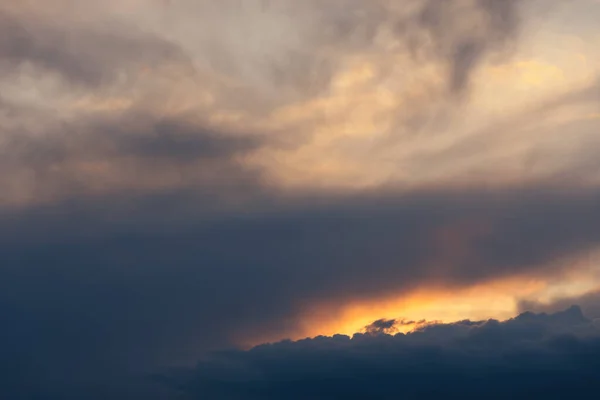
[3,184,600,399]
[148,305,600,400]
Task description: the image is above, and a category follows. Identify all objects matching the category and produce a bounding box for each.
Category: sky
[1,0,600,398]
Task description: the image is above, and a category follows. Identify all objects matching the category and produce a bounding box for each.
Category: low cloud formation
[154,306,600,399]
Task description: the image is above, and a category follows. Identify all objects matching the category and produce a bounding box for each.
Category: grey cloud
[0,0,523,102]
[0,0,528,200]
[0,6,191,88]
[0,0,529,172]
[417,0,521,93]
[118,120,260,162]
[1,115,260,165]
[333,0,522,94]
[152,306,600,399]
[0,108,264,207]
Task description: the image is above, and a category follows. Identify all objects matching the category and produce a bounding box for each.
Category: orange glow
[293,278,545,339]
[240,254,600,348]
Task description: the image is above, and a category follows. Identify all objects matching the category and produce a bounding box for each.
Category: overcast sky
[1,0,600,398]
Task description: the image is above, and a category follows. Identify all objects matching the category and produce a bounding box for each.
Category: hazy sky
[1,0,600,398]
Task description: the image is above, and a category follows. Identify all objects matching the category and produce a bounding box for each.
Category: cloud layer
[2,183,600,385]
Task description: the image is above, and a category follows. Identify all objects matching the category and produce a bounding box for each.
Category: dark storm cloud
[153,306,600,400]
[2,183,600,392]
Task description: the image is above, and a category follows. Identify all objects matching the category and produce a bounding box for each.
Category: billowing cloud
[153,306,600,399]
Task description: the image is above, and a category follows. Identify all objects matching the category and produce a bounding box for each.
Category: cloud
[0,0,526,124]
[2,183,600,389]
[165,0,522,96]
[3,0,595,198]
[0,110,264,207]
[363,318,399,335]
[1,1,600,398]
[0,5,191,88]
[152,306,600,399]
[416,0,522,93]
[520,289,600,320]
